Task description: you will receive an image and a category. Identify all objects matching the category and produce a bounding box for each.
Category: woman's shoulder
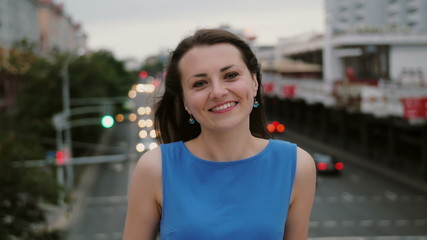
[295,146,316,186]
[134,147,162,180]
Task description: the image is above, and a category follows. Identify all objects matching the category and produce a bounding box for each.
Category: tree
[0,44,135,238]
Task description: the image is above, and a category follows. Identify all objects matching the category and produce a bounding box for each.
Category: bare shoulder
[130,146,163,205]
[290,146,316,204]
[283,147,316,240]
[124,147,162,239]
[134,146,162,176]
[296,147,316,174]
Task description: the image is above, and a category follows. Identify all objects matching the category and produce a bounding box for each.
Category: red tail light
[335,162,344,171]
[267,124,275,133]
[317,162,328,171]
[276,124,285,133]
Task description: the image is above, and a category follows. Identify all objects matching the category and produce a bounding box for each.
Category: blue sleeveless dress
[160,139,297,239]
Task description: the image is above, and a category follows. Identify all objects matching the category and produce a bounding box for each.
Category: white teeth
[212,102,236,111]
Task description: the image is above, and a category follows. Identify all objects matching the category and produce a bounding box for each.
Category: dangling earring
[189,115,196,124]
[253,97,260,108]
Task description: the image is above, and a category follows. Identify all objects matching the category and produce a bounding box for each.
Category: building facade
[323,0,427,83]
[0,0,39,49]
[37,0,87,56]
[273,0,427,84]
[0,0,87,111]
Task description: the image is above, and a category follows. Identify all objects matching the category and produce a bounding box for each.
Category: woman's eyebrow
[220,65,233,72]
[191,65,234,78]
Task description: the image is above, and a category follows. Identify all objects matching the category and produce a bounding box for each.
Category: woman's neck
[186,127,268,162]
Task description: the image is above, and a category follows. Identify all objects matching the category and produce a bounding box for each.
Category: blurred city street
[2,0,427,239]
[60,120,427,240]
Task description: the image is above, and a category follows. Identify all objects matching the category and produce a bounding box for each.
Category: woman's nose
[210,81,228,100]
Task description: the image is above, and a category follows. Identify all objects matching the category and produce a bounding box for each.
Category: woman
[123,28,316,240]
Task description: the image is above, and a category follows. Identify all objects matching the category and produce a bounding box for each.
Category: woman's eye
[225,72,238,79]
[192,80,207,88]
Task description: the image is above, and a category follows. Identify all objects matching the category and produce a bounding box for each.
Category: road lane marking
[377,219,391,227]
[342,192,353,202]
[310,221,320,228]
[85,195,128,204]
[341,220,356,227]
[308,237,427,240]
[395,219,410,227]
[310,219,427,228]
[323,220,338,228]
[95,233,108,239]
[360,220,373,227]
[314,194,426,204]
[415,219,427,226]
[385,190,398,201]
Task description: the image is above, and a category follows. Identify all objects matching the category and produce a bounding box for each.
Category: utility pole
[60,49,85,190]
[61,54,74,190]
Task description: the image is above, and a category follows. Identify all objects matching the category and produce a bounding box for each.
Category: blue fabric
[160,139,297,240]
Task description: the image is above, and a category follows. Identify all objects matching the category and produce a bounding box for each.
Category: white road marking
[95,233,108,239]
[309,219,427,229]
[86,195,128,204]
[395,219,410,227]
[385,191,398,201]
[308,237,427,240]
[414,219,427,226]
[342,192,354,202]
[377,219,392,227]
[310,221,321,228]
[341,220,356,227]
[324,220,338,228]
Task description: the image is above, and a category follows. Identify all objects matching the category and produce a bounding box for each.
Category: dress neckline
[179,139,273,166]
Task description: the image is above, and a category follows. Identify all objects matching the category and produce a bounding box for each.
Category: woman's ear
[183,101,191,115]
[252,74,259,96]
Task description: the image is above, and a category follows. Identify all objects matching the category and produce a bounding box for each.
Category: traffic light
[101,115,114,128]
[139,70,148,79]
[56,150,65,165]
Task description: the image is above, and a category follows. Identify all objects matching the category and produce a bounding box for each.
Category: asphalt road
[278,131,427,240]
[64,124,427,240]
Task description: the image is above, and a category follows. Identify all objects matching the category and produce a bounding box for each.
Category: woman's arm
[283,147,317,240]
[123,147,162,240]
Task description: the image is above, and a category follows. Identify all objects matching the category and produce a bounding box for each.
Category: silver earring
[189,115,195,124]
[253,98,260,108]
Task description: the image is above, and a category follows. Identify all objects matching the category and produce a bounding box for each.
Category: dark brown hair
[154,28,270,143]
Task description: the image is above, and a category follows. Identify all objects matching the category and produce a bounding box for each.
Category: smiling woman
[123,28,316,240]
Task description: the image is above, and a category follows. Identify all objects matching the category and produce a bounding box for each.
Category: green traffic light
[101,115,114,128]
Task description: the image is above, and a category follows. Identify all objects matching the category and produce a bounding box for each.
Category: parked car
[312,152,344,174]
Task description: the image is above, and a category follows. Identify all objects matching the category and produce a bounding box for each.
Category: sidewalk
[46,164,100,231]
[281,129,427,194]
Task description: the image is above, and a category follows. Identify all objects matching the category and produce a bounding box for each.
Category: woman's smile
[209,101,238,113]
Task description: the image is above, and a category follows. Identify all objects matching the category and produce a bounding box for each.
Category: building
[0,0,39,50]
[37,0,87,56]
[272,0,427,84]
[0,0,87,111]
[261,0,427,181]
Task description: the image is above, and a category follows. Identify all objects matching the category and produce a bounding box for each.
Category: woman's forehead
[179,44,244,73]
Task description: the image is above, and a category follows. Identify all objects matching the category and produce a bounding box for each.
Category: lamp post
[60,49,85,190]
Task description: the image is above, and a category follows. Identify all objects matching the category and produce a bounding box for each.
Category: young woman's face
[179,43,258,132]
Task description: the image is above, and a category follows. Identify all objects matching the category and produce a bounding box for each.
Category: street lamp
[60,48,85,190]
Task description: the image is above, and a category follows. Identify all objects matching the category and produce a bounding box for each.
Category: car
[312,152,344,174]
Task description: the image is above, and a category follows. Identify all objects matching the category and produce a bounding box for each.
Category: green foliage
[0,132,61,239]
[0,47,136,239]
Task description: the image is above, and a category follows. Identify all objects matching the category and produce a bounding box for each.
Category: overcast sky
[61,0,325,62]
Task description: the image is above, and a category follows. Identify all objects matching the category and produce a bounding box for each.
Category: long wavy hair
[154,28,270,144]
